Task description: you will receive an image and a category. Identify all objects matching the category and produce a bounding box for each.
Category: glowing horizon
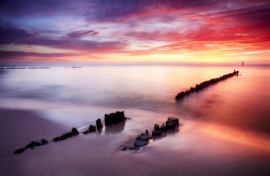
[0,0,270,65]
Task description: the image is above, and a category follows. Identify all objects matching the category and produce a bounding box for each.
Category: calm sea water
[0,66,270,134]
[1,65,270,175]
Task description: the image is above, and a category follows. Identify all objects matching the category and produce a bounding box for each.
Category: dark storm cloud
[0,0,228,22]
[22,37,125,51]
[67,30,98,39]
[84,0,218,22]
[0,23,124,51]
[0,24,35,45]
[0,50,80,60]
[0,0,269,61]
[0,0,82,17]
[0,0,268,23]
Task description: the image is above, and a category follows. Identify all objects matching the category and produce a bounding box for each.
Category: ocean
[0,65,269,133]
[0,65,270,175]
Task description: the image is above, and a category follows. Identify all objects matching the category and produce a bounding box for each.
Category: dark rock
[134,140,147,147]
[116,111,121,123]
[66,132,72,137]
[175,91,185,99]
[105,111,125,126]
[60,135,66,140]
[25,141,40,149]
[120,111,125,121]
[89,125,96,132]
[121,147,127,151]
[71,127,79,135]
[168,117,179,124]
[152,130,162,136]
[190,87,196,92]
[154,124,160,131]
[53,137,60,142]
[110,113,117,124]
[14,148,24,154]
[160,123,167,131]
[104,114,111,126]
[166,120,176,129]
[128,146,136,150]
[83,130,89,134]
[41,139,48,145]
[96,119,103,130]
[195,84,201,91]
[140,133,151,140]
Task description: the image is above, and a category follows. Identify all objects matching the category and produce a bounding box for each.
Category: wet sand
[1,108,270,176]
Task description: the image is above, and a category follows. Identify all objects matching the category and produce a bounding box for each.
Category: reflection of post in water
[104,111,127,135]
[105,120,126,135]
[152,124,180,141]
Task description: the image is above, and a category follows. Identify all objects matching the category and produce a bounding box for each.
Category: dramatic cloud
[23,38,125,52]
[0,50,80,60]
[0,0,269,64]
[0,24,124,52]
[67,30,98,39]
[0,25,35,45]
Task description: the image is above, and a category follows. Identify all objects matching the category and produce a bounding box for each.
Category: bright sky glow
[0,0,269,65]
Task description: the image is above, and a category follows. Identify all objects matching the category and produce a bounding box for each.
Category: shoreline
[1,108,270,176]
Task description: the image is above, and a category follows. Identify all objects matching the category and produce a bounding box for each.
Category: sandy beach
[1,108,270,176]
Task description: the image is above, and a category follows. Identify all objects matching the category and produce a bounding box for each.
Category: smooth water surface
[1,66,270,176]
[0,66,269,133]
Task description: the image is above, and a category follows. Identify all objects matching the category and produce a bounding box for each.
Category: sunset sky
[0,0,269,65]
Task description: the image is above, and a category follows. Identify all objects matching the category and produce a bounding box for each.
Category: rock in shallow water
[88,125,96,132]
[152,130,162,136]
[41,139,48,145]
[72,127,79,135]
[166,120,176,129]
[160,124,167,131]
[140,133,152,140]
[96,119,103,130]
[134,140,148,147]
[168,117,179,125]
[154,124,160,131]
[14,148,24,154]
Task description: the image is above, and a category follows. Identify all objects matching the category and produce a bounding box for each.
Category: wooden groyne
[175,70,239,100]
[13,111,181,154]
[14,111,128,154]
[1,67,51,69]
[121,117,180,151]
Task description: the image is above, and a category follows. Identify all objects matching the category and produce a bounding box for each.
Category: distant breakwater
[0,67,51,69]
[175,70,239,100]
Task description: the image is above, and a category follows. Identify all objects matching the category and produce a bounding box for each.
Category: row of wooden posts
[14,111,126,154]
[175,70,239,100]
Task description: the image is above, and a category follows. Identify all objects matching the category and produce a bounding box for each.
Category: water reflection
[0,66,270,134]
[105,121,126,135]
[152,124,180,141]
